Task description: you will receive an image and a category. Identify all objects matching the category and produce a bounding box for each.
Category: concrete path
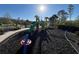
[0,28,29,43]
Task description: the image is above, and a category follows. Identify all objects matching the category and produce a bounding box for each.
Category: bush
[58,25,79,32]
[0,29,4,35]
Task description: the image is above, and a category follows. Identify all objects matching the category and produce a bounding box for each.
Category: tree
[35,15,40,29]
[2,13,15,25]
[4,12,11,19]
[24,19,31,27]
[74,15,79,27]
[68,4,74,21]
[57,10,68,25]
[35,15,40,22]
[49,14,58,27]
[45,17,49,27]
[17,17,20,20]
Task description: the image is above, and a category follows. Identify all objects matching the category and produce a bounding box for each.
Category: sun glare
[39,5,46,12]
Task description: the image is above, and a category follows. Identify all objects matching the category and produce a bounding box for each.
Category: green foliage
[0,29,4,35]
[57,10,68,25]
[0,17,31,28]
[68,4,74,20]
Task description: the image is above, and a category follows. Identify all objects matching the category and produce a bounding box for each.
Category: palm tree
[35,15,40,30]
[45,17,49,27]
[68,4,74,21]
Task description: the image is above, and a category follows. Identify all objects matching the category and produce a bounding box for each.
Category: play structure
[20,15,49,47]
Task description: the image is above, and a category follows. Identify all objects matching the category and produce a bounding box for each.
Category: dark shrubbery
[0,29,4,35]
[58,25,79,33]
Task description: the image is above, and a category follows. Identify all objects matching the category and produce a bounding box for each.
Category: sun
[39,5,46,12]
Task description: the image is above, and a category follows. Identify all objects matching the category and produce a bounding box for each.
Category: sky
[0,4,79,21]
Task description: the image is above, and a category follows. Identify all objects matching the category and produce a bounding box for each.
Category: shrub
[0,29,4,35]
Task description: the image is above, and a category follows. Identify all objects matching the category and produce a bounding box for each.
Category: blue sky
[0,4,79,21]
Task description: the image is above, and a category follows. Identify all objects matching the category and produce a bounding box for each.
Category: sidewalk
[0,28,29,43]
